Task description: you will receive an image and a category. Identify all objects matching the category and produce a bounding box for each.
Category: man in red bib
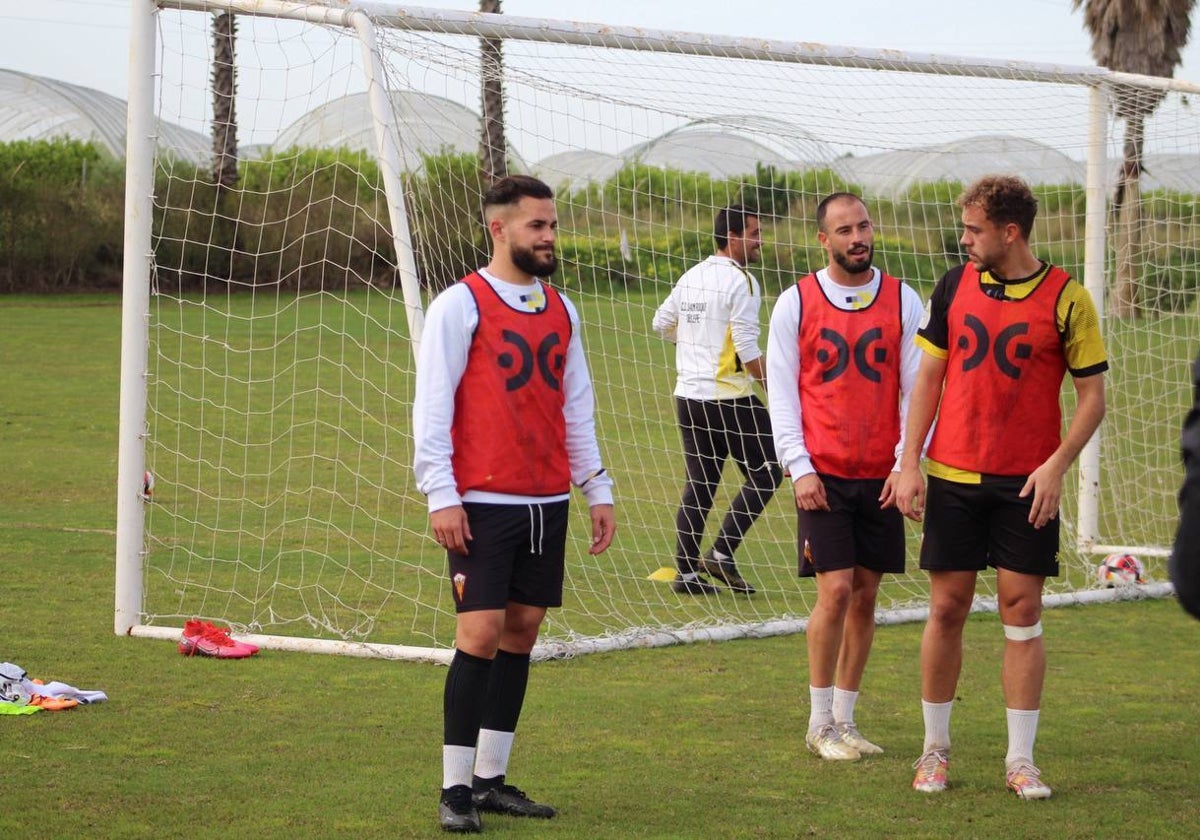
[896,175,1107,801]
[767,193,924,762]
[413,175,616,832]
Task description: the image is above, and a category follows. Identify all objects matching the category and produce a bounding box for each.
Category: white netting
[128,2,1199,657]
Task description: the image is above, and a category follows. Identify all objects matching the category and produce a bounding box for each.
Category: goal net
[118,1,1199,659]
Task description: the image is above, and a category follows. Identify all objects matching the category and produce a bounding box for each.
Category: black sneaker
[472,783,557,818]
[671,573,719,595]
[439,785,482,833]
[699,552,756,594]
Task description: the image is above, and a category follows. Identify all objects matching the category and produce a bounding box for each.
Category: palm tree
[1073,0,1195,317]
[209,11,239,285]
[478,0,508,182]
[212,12,239,194]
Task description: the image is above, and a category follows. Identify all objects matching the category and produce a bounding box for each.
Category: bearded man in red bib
[767,193,924,762]
[413,175,616,833]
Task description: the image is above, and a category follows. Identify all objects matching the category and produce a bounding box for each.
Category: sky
[4,0,1200,163]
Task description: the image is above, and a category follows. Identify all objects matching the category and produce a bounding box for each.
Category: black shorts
[796,475,905,577]
[447,500,569,613]
[919,475,1060,576]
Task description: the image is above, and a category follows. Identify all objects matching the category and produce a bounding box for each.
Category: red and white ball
[1096,553,1144,587]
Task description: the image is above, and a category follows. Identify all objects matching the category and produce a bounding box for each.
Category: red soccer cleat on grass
[178,619,259,659]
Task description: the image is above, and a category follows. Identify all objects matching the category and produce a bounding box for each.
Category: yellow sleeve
[1056,280,1108,377]
[915,333,948,360]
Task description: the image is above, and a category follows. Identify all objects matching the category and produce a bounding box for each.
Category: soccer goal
[118,0,1200,660]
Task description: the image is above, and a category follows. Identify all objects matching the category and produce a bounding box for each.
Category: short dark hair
[815,192,865,232]
[714,204,757,250]
[482,174,554,216]
[958,175,1038,240]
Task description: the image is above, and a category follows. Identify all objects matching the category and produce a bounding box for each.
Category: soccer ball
[1096,553,1145,587]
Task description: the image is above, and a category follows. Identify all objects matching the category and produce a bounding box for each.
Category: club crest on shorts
[453,572,467,602]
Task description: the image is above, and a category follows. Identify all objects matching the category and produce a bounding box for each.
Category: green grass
[155,287,1200,645]
[3,290,1197,653]
[2,294,1200,837]
[0,534,1198,837]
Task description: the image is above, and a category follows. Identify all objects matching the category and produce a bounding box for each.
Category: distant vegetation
[0,138,124,292]
[2,139,1198,311]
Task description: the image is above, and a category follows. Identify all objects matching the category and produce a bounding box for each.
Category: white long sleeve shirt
[766,267,925,479]
[413,269,614,513]
[652,255,764,400]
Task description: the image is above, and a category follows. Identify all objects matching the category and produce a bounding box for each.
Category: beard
[511,244,558,278]
[832,243,873,276]
[966,251,995,273]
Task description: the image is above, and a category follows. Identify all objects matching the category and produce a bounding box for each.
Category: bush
[154,147,395,292]
[403,151,487,292]
[0,138,125,291]
[2,139,1198,315]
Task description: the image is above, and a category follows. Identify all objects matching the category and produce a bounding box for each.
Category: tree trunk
[209,12,239,285]
[478,0,507,182]
[212,12,238,194]
[1109,113,1144,319]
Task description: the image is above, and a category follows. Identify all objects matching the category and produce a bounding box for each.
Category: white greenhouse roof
[1142,154,1200,193]
[11,69,1197,200]
[0,69,209,164]
[622,115,837,179]
[835,135,1086,197]
[534,150,624,192]
[272,90,527,172]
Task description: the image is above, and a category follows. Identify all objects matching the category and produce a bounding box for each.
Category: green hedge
[0,138,125,291]
[153,147,395,292]
[1,140,1197,311]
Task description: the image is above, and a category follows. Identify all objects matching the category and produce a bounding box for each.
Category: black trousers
[674,395,782,572]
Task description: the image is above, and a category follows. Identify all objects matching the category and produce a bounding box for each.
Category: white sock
[833,687,859,727]
[443,745,476,790]
[922,699,953,752]
[1005,708,1040,766]
[809,685,834,730]
[473,729,515,782]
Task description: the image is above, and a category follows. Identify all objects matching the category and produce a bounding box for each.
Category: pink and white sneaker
[179,620,258,659]
[1006,761,1052,800]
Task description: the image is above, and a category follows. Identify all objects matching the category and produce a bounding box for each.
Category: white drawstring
[527,504,545,556]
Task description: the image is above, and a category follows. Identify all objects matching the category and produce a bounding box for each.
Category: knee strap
[1003,621,1043,641]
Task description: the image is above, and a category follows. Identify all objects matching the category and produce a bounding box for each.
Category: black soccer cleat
[671,573,720,595]
[439,785,482,833]
[472,783,557,819]
[699,551,756,594]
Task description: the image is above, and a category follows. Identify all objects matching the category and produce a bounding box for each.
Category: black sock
[443,649,493,748]
[471,649,531,792]
[480,648,531,733]
[473,773,504,793]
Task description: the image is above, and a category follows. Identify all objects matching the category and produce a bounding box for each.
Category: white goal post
[118,0,1199,660]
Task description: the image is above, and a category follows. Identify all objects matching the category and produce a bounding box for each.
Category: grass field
[1,293,1199,837]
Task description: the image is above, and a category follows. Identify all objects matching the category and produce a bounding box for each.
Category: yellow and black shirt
[917,261,1107,482]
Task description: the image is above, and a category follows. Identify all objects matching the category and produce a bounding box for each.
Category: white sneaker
[1006,761,1052,800]
[837,723,884,755]
[806,724,860,761]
